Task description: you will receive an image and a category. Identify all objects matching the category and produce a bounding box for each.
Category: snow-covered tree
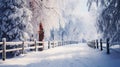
[27,0,63,41]
[87,0,120,44]
[0,0,33,41]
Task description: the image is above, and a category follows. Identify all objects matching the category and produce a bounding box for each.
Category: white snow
[0,43,120,67]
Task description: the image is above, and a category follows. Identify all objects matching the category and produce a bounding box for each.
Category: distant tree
[87,0,120,43]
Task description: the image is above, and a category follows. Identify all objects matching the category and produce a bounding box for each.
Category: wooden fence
[87,38,120,54]
[0,38,76,61]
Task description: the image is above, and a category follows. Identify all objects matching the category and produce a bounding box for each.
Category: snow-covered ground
[0,43,120,67]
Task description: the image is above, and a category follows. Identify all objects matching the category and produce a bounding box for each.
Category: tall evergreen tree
[87,0,120,44]
[0,0,33,42]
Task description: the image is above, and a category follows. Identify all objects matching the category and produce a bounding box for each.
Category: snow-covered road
[0,43,120,67]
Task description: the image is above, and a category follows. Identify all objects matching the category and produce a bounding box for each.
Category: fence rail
[0,38,77,61]
[0,38,61,61]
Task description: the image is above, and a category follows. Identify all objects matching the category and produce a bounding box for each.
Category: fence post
[59,42,60,46]
[100,39,103,51]
[22,41,25,54]
[106,38,110,54]
[60,41,62,46]
[96,40,99,49]
[35,40,37,51]
[94,40,96,49]
[64,41,66,45]
[52,41,54,48]
[54,41,56,47]
[53,41,55,48]
[62,41,64,46]
[2,38,6,61]
[58,42,59,46]
[48,41,50,49]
